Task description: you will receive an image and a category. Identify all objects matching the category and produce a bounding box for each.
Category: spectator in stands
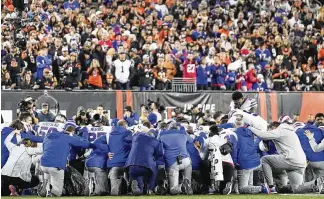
[62,52,81,89]
[112,49,133,90]
[34,68,57,90]
[87,59,104,89]
[196,57,210,90]
[1,71,15,89]
[153,55,168,90]
[1,0,323,91]
[211,58,226,90]
[36,47,52,80]
[20,72,34,89]
[138,54,153,91]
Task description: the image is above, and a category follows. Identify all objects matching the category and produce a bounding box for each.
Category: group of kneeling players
[1,91,324,196]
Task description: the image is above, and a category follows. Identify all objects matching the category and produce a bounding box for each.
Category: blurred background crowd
[1,0,324,91]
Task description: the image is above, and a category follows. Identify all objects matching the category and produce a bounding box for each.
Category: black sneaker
[131,180,141,196]
[222,182,232,195]
[111,179,122,196]
[181,179,193,195]
[155,185,167,195]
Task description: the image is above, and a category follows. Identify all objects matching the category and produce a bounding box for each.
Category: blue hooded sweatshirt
[186,136,202,171]
[1,127,44,168]
[234,127,260,170]
[86,141,109,169]
[158,129,193,168]
[41,130,91,169]
[125,132,163,173]
[94,126,132,168]
[296,124,324,162]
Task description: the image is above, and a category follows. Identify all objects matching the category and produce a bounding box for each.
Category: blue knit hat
[148,113,157,125]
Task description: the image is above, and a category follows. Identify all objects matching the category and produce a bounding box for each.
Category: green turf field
[2,195,324,199]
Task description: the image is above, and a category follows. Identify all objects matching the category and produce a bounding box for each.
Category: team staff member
[93,120,132,196]
[40,123,91,197]
[249,117,324,193]
[296,122,324,179]
[85,117,111,196]
[2,129,43,196]
[305,113,324,152]
[1,119,43,168]
[159,121,193,195]
[125,121,163,196]
[234,126,269,194]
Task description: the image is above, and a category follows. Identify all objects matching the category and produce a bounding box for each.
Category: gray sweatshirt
[249,123,307,168]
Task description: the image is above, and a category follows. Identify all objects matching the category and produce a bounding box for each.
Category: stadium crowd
[1,0,324,91]
[1,92,324,197]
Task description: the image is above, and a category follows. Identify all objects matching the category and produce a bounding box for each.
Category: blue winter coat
[234,127,260,169]
[158,129,193,168]
[94,126,132,168]
[1,127,43,168]
[296,124,324,162]
[41,130,90,169]
[125,132,163,173]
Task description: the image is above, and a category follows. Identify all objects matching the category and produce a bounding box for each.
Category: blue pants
[129,166,156,192]
[140,86,151,91]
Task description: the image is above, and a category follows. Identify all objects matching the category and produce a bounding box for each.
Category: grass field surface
[2,195,324,199]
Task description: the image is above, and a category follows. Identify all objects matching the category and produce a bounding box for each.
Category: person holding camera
[158,121,193,195]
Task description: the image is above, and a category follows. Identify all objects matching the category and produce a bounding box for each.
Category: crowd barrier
[1,90,324,123]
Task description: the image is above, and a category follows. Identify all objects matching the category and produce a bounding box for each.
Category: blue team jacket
[41,130,90,169]
[234,127,260,169]
[186,136,202,171]
[158,129,193,168]
[125,132,163,173]
[94,126,132,168]
[296,124,324,162]
[1,127,43,168]
[86,141,109,169]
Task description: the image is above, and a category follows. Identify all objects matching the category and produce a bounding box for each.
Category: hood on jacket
[46,130,64,139]
[1,127,14,135]
[236,127,253,137]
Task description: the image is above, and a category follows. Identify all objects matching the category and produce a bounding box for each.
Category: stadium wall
[1,91,324,123]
